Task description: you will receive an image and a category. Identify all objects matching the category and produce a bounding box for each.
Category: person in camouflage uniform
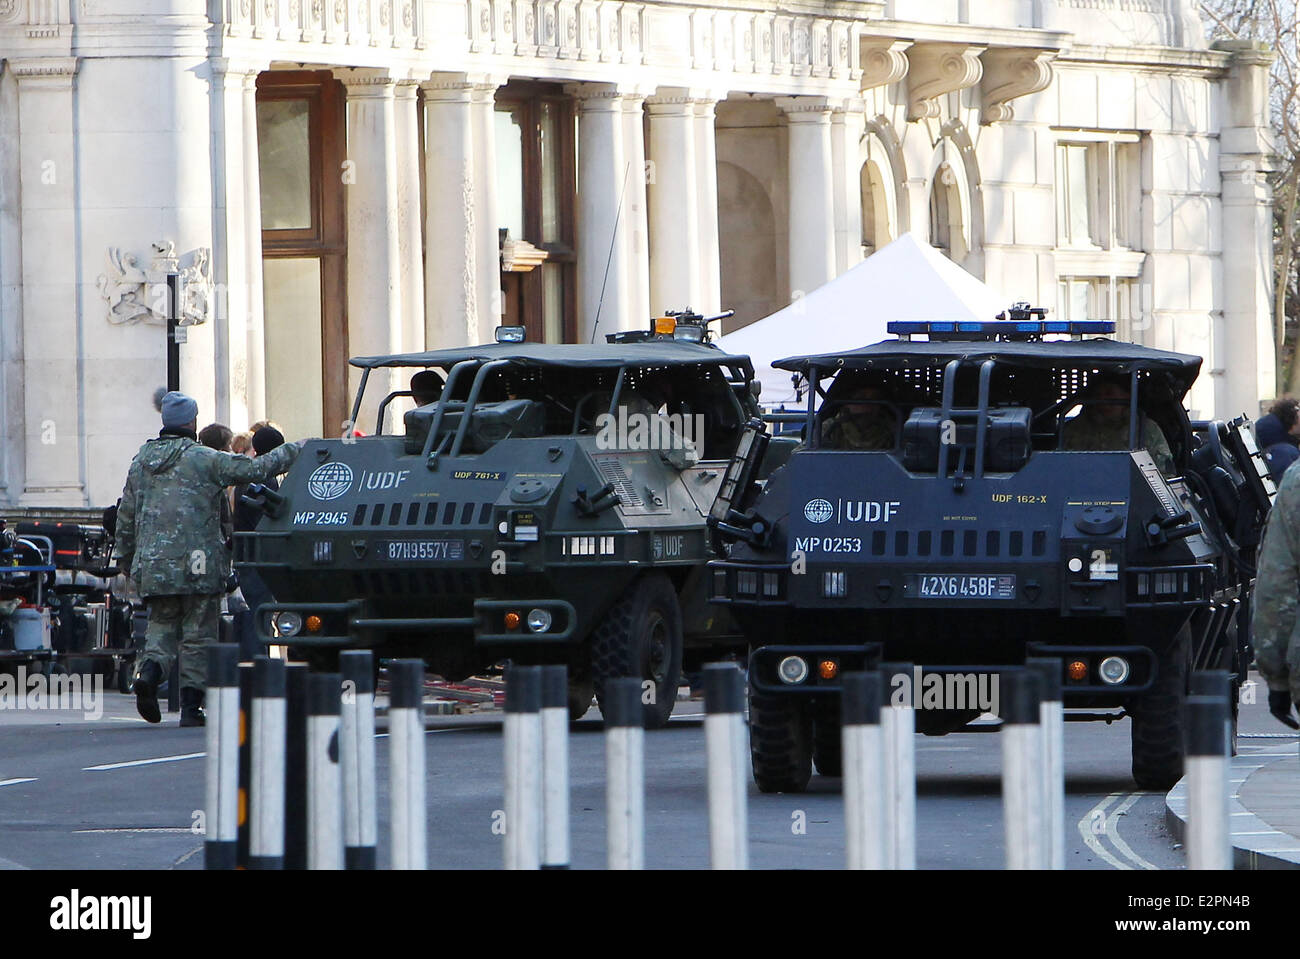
[1247,468,1300,729]
[820,384,896,450]
[115,392,304,726]
[1061,375,1176,477]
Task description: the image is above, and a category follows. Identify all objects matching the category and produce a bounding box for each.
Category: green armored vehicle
[708,311,1274,790]
[235,313,758,724]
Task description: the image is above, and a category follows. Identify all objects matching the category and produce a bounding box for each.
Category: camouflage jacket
[1061,414,1176,477]
[115,432,301,597]
[1251,468,1300,698]
[821,413,895,451]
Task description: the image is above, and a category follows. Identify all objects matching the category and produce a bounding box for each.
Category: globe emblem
[804,499,833,524]
[307,462,354,501]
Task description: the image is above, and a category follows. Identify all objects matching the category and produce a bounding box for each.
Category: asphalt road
[0,670,1286,870]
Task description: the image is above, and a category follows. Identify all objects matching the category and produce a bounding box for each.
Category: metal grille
[592,456,645,507]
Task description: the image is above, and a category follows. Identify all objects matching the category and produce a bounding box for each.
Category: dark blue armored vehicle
[708,312,1274,790]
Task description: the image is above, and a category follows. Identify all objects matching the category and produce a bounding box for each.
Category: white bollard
[1026,658,1065,870]
[504,665,543,870]
[249,656,286,870]
[540,665,571,869]
[604,678,644,870]
[879,662,916,870]
[1001,669,1046,870]
[339,651,378,870]
[703,663,748,870]
[204,644,240,870]
[388,659,427,870]
[841,671,887,869]
[307,672,343,870]
[1186,694,1232,870]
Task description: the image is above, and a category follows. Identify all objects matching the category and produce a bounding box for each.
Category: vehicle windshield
[809,361,1183,468]
[352,358,753,460]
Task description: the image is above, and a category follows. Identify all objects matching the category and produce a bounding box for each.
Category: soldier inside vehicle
[818,379,900,451]
[1060,373,1176,476]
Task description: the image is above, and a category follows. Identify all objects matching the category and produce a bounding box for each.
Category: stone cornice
[7,56,77,83]
[336,67,398,90]
[906,42,983,122]
[859,37,909,91]
[980,47,1055,125]
[1060,43,1234,74]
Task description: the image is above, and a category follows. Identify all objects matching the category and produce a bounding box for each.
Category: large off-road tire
[749,685,813,793]
[591,573,683,729]
[1130,629,1190,791]
[812,704,842,777]
[567,673,595,721]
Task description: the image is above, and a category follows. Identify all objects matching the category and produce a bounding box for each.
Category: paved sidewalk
[1166,738,1300,869]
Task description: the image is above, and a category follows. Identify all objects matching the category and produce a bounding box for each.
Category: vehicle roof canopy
[350,341,754,375]
[775,337,1201,400]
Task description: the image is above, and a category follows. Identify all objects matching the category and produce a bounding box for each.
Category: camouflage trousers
[139,594,222,692]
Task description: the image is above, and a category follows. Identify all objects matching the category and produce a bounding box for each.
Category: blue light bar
[886,319,1116,339]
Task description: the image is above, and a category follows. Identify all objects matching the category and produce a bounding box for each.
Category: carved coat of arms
[97,240,213,326]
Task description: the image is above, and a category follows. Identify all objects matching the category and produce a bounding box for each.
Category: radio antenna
[590,159,633,343]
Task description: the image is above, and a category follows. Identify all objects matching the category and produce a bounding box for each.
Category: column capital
[8,57,77,87]
[337,67,397,95]
[421,71,501,102]
[566,82,630,113]
[774,95,834,121]
[210,58,269,81]
[394,79,422,100]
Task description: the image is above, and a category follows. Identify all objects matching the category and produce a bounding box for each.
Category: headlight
[1098,656,1130,685]
[526,608,552,633]
[274,611,303,637]
[778,656,809,685]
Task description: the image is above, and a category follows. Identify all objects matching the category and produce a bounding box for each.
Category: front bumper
[255,598,577,648]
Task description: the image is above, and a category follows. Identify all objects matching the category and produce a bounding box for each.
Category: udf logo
[803,499,833,523]
[307,462,354,501]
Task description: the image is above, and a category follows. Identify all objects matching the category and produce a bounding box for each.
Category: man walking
[115,392,305,726]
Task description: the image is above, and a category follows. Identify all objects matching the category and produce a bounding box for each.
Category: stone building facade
[0,0,1275,506]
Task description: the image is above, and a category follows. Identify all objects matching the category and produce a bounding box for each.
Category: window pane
[257,99,313,231]
[1055,146,1068,246]
[543,263,564,343]
[495,106,525,241]
[263,257,323,439]
[540,101,561,244]
[1066,146,1089,246]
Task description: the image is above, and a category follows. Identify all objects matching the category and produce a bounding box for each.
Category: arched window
[928,161,967,261]
[861,160,893,257]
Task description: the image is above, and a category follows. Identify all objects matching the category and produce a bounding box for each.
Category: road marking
[83,752,205,771]
[0,778,37,788]
[1078,793,1133,870]
[1105,793,1159,870]
[74,827,194,834]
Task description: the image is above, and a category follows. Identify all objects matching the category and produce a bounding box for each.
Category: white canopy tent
[718,232,1009,405]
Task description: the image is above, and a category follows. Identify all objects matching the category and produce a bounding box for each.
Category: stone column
[694,95,721,315]
[422,76,478,348]
[646,91,700,316]
[831,99,866,276]
[574,84,632,340]
[777,96,837,298]
[470,79,503,341]
[622,91,651,326]
[242,70,267,421]
[394,80,426,354]
[341,70,403,432]
[210,59,261,430]
[12,58,84,505]
[1216,40,1277,414]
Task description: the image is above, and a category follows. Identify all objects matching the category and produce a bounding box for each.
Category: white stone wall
[0,0,1276,505]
